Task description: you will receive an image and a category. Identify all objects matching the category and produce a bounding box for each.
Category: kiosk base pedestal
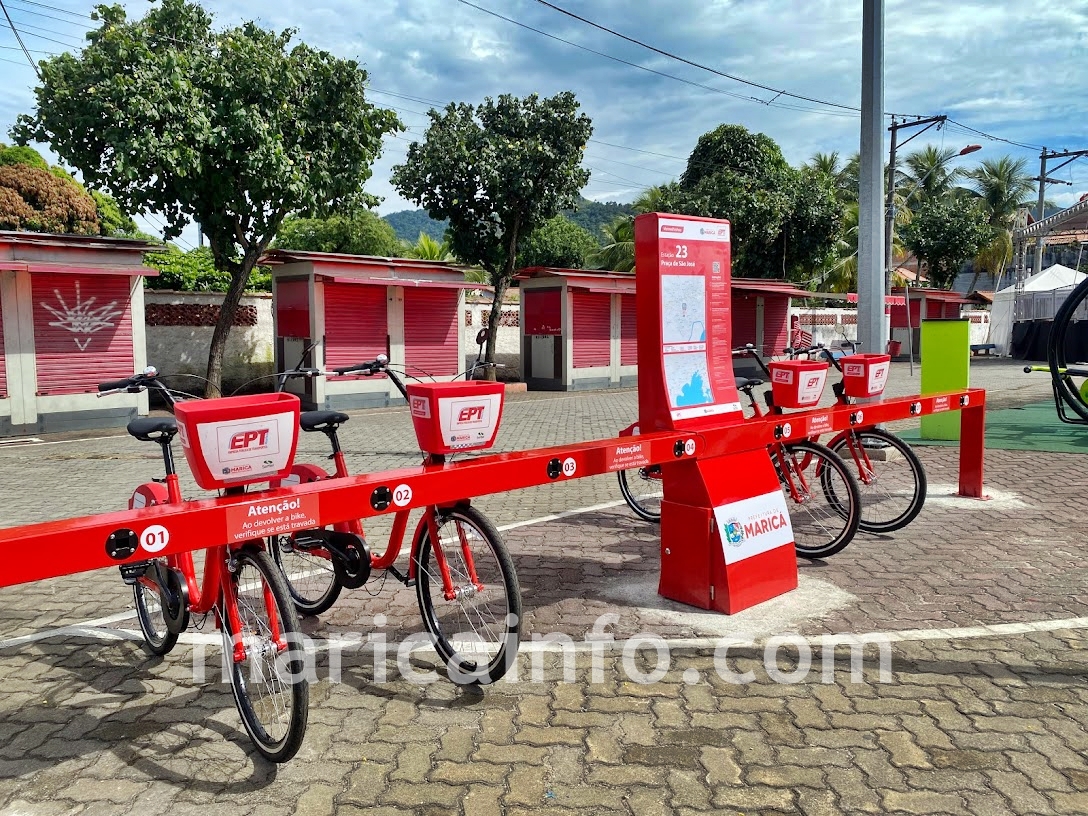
[658,449,799,614]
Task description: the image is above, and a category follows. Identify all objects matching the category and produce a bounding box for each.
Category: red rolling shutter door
[763,296,790,356]
[620,293,638,365]
[572,291,611,368]
[731,296,757,348]
[404,288,459,377]
[32,274,134,395]
[323,283,388,371]
[0,294,6,397]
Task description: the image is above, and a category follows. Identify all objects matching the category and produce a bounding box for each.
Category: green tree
[899,198,991,289]
[964,156,1037,290]
[517,216,599,269]
[660,124,841,280]
[406,232,455,261]
[276,210,400,257]
[14,0,399,395]
[0,143,49,170]
[392,91,592,374]
[144,245,270,292]
[899,146,964,203]
[590,216,635,273]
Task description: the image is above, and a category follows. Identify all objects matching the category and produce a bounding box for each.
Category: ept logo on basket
[772,368,794,384]
[410,395,431,418]
[451,398,491,429]
[195,412,296,482]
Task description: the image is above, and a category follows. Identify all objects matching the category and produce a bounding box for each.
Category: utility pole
[1032,147,1088,276]
[884,114,946,296]
[858,0,885,358]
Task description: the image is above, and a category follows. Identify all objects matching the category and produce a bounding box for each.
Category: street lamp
[885,143,982,293]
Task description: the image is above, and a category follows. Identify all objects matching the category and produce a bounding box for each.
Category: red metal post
[958,392,987,498]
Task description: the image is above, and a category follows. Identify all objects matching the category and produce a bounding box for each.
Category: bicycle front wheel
[271,533,342,616]
[221,547,308,763]
[133,561,180,656]
[413,506,522,685]
[617,465,663,522]
[830,429,926,534]
[778,440,861,559]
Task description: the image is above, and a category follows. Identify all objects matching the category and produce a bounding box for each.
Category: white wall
[464,298,521,378]
[144,290,274,390]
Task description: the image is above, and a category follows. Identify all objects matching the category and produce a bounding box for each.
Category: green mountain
[383,210,448,242]
[562,198,636,244]
[383,197,636,247]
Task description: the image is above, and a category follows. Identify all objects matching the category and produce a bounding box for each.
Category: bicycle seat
[300,410,350,432]
[127,417,178,442]
[735,377,764,392]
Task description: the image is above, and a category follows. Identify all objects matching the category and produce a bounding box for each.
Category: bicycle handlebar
[331,354,388,376]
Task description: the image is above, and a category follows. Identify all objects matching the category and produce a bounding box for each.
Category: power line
[450,0,858,119]
[6,0,89,27]
[944,119,1044,152]
[0,0,39,78]
[532,0,863,113]
[3,16,82,46]
[6,0,88,20]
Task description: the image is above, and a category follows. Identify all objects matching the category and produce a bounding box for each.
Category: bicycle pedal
[118,561,150,585]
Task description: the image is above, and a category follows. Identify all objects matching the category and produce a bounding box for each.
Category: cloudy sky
[2,0,1086,247]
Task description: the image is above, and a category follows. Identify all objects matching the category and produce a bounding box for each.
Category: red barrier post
[958,392,987,498]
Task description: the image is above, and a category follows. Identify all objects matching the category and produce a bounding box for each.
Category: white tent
[990,264,1086,355]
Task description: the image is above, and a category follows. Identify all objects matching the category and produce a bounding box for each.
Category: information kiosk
[634,213,798,613]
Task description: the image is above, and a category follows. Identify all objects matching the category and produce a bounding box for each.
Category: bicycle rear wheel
[777,440,861,559]
[617,465,663,522]
[413,506,521,685]
[271,532,342,616]
[830,429,926,533]
[221,547,308,763]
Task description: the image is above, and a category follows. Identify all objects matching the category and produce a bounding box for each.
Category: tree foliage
[559,197,633,241]
[392,91,592,373]
[589,216,634,273]
[659,124,842,280]
[899,198,991,289]
[14,0,399,394]
[276,210,400,257]
[405,232,454,261]
[144,245,270,292]
[0,163,99,234]
[517,216,599,269]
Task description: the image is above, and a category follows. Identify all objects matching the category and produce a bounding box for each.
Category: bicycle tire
[1049,274,1088,421]
[617,465,663,522]
[133,561,180,656]
[413,506,522,685]
[830,429,927,534]
[221,547,308,763]
[271,533,342,616]
[778,440,861,559]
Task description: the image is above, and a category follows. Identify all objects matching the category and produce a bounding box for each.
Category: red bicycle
[270,346,521,686]
[99,370,307,763]
[770,342,927,533]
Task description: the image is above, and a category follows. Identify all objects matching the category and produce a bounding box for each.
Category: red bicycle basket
[406,381,505,455]
[767,360,829,408]
[174,392,301,490]
[840,353,891,398]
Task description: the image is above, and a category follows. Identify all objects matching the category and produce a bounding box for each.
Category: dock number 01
[140,524,170,553]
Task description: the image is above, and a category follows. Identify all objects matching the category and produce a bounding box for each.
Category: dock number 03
[675,244,688,258]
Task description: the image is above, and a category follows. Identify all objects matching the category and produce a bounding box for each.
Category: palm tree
[407,232,454,261]
[806,151,858,203]
[899,146,963,203]
[590,216,634,273]
[633,185,668,214]
[964,156,1037,291]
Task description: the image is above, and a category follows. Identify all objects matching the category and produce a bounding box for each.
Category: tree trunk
[204,261,251,397]
[484,277,508,382]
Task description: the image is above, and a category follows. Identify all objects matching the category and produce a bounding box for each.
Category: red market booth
[517,267,637,391]
[0,232,157,437]
[889,287,971,360]
[263,251,471,409]
[731,278,815,357]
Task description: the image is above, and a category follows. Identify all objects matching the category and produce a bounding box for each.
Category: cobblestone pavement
[2,359,1087,815]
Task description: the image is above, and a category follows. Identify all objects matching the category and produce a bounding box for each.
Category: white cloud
[1,0,1086,221]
